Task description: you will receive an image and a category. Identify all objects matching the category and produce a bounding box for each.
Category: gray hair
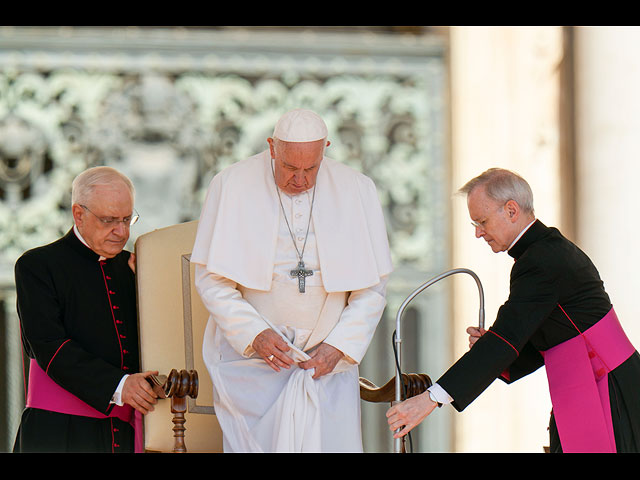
[459,168,534,214]
[71,166,135,208]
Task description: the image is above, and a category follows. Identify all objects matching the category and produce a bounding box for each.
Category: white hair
[459,168,534,214]
[71,166,135,208]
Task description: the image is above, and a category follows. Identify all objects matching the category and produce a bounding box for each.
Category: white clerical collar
[73,224,106,261]
[508,219,536,251]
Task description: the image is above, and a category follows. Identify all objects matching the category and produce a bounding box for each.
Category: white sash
[238,280,347,352]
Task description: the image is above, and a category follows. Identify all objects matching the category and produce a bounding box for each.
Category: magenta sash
[26,359,143,453]
[542,307,635,453]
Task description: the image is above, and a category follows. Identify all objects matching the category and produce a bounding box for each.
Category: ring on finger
[268,354,274,361]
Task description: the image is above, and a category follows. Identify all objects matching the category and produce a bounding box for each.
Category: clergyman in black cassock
[387,168,640,452]
[12,166,160,453]
[13,229,139,452]
[438,219,640,452]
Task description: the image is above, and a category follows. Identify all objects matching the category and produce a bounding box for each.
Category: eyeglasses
[81,205,139,227]
[471,218,488,230]
[470,203,507,231]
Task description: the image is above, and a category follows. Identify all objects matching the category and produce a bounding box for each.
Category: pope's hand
[252,328,294,371]
[298,343,343,379]
[386,391,437,438]
[467,326,487,349]
[122,371,162,415]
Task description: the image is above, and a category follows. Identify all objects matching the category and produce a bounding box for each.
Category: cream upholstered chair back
[135,220,223,453]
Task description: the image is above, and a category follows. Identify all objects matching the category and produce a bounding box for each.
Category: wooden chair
[359,373,432,453]
[135,220,432,452]
[136,220,222,453]
[359,373,432,403]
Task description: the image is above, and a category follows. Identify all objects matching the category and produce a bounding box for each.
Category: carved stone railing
[0,27,447,452]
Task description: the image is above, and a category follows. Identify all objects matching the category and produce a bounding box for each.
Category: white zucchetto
[272,109,328,143]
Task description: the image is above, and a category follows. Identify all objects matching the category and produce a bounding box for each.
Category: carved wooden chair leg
[163,369,199,453]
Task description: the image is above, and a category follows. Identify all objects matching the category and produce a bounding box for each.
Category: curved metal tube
[393,268,485,453]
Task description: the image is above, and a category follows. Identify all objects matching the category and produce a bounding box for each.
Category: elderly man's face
[72,182,134,258]
[467,186,518,253]
[268,137,327,195]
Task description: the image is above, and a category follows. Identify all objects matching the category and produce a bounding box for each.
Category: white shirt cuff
[110,374,129,406]
[428,383,453,406]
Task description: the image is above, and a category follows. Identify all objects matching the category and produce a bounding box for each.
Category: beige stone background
[450,26,640,452]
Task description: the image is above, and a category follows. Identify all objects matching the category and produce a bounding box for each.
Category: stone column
[449,26,564,452]
[574,26,640,347]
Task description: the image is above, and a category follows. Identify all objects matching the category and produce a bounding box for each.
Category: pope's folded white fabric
[272,368,322,452]
[202,311,363,452]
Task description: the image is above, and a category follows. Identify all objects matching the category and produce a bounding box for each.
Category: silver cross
[290,261,313,293]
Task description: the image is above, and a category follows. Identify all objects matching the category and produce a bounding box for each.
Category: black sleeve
[437,253,559,411]
[499,342,545,384]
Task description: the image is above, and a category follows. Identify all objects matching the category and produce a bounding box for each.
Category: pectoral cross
[290,260,313,293]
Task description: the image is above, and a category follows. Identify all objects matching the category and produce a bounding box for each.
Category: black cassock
[437,220,640,452]
[12,229,139,453]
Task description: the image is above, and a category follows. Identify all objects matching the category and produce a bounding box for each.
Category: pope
[192,108,393,452]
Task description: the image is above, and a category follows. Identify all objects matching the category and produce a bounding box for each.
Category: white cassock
[191,150,393,452]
